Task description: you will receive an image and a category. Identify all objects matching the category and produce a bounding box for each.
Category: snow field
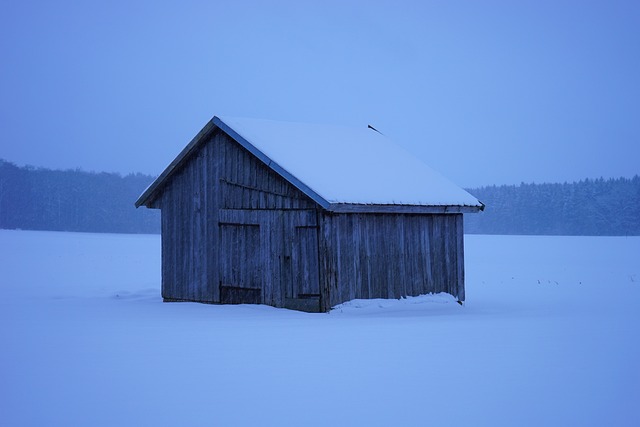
[0,230,638,426]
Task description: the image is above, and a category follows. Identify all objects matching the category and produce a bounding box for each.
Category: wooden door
[285,224,320,312]
[218,222,262,304]
[292,225,320,297]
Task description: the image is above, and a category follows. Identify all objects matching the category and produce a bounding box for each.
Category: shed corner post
[317,210,333,313]
[456,213,466,303]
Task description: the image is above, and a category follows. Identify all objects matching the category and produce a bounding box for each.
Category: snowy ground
[1,230,639,427]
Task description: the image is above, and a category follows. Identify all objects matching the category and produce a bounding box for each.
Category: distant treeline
[465,176,640,236]
[0,159,160,234]
[1,159,638,236]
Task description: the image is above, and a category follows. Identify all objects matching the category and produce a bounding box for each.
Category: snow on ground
[1,230,639,427]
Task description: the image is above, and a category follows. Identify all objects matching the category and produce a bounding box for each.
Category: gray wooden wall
[150,129,465,312]
[152,130,318,306]
[318,213,464,310]
[154,135,219,303]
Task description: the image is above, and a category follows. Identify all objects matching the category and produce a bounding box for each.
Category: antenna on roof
[367,124,383,135]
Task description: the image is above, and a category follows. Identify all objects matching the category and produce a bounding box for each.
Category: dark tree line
[0,159,160,234]
[465,176,640,236]
[1,159,638,236]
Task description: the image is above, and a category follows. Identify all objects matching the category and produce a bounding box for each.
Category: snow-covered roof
[136,116,483,212]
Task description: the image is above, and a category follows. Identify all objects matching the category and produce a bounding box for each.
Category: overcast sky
[1,0,638,187]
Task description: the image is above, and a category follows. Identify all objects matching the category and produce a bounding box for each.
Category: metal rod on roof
[367,124,383,135]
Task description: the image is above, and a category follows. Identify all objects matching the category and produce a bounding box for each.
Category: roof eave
[212,117,331,209]
[326,203,484,214]
[135,118,219,208]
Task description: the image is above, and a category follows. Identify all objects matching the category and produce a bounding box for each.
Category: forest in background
[465,176,640,236]
[1,159,638,236]
[0,159,159,234]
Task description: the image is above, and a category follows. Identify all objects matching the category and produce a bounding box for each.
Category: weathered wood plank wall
[319,213,464,308]
[156,130,318,306]
[157,140,219,303]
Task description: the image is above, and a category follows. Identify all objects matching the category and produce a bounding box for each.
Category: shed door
[219,223,262,304]
[284,224,320,312]
[291,225,320,297]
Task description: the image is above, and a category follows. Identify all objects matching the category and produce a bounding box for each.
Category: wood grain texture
[318,213,465,308]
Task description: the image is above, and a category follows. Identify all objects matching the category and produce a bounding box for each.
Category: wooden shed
[136,116,483,312]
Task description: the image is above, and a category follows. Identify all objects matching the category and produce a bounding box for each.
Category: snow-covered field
[1,230,639,427]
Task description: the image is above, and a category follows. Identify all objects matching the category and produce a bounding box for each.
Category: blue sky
[1,0,638,187]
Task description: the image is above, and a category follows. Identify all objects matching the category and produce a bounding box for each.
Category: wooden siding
[218,130,316,211]
[158,130,318,305]
[159,140,218,303]
[318,213,465,309]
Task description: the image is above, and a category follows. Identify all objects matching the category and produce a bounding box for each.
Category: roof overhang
[135,117,218,208]
[213,117,331,209]
[326,203,484,214]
